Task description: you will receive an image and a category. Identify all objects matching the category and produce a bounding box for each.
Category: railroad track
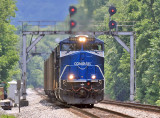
[93,106,134,118]
[101,100,160,113]
[34,89,98,117]
[67,104,136,118]
[34,89,134,118]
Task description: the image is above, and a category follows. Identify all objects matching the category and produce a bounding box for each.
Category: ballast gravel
[2,88,81,118]
[2,88,160,118]
[95,103,160,118]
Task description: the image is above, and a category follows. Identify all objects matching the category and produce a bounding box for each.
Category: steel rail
[94,106,135,118]
[69,106,100,118]
[102,100,160,113]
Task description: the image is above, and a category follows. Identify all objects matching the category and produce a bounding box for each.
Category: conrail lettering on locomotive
[74,62,91,66]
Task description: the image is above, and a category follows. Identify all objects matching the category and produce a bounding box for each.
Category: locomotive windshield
[61,43,103,51]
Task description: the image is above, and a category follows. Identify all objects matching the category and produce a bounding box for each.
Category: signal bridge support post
[113,32,135,102]
[21,33,45,106]
[130,35,134,101]
[21,34,29,106]
[22,34,26,100]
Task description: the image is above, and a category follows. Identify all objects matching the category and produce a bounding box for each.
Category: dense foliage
[74,0,160,105]
[0,0,19,89]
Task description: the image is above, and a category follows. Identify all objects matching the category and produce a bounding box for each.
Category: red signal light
[69,6,77,17]
[71,22,75,26]
[71,8,75,12]
[109,6,117,16]
[69,20,76,30]
[109,20,117,29]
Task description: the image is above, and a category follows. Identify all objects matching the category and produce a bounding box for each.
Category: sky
[12,0,78,25]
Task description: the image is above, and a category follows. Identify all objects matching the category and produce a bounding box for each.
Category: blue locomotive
[44,35,104,107]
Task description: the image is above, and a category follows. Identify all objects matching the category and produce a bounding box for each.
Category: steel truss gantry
[21,30,135,106]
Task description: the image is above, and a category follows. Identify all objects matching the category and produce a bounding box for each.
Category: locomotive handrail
[95,65,105,80]
[95,65,106,92]
[58,65,69,101]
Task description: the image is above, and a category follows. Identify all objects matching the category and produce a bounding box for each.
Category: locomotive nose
[79,89,87,98]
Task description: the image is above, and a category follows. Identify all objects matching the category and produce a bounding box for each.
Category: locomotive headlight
[91,75,96,79]
[79,37,86,42]
[68,74,74,80]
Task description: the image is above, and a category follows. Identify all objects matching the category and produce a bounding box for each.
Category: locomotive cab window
[83,44,103,51]
[61,44,73,51]
[61,44,81,51]
[61,43,103,51]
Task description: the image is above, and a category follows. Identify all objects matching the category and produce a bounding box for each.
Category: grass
[0,115,16,118]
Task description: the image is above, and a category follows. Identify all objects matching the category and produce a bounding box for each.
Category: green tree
[90,0,160,104]
[0,0,19,88]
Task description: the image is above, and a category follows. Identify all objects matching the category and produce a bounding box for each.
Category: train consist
[44,35,105,107]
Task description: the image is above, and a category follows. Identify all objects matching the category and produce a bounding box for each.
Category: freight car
[44,35,105,107]
[0,87,4,100]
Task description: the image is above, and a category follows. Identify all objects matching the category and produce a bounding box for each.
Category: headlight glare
[79,37,86,42]
[91,75,96,79]
[69,74,74,80]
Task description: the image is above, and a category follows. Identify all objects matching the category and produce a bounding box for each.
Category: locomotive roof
[59,37,104,44]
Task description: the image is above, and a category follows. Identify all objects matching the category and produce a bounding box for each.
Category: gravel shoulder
[95,103,160,118]
[2,88,160,118]
[1,88,81,118]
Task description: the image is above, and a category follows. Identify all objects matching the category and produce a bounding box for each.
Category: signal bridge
[20,6,136,106]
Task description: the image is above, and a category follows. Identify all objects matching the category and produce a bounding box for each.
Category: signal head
[69,6,77,17]
[108,6,117,16]
[109,20,117,29]
[69,20,77,30]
